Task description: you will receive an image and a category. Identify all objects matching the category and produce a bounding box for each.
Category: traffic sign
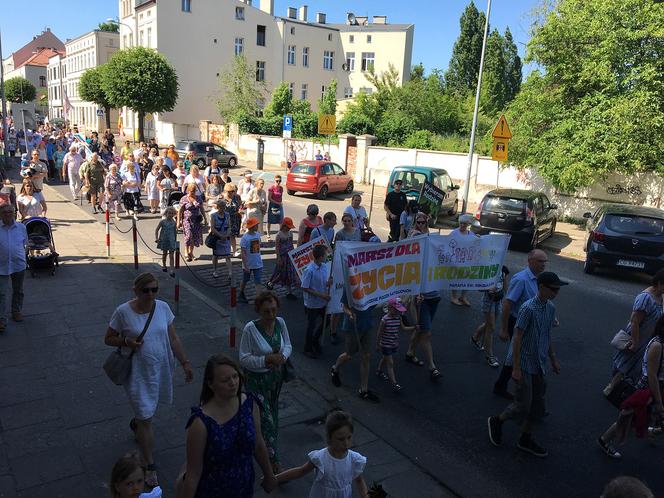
[492,139,508,162]
[96,109,104,117]
[491,114,512,139]
[317,114,336,135]
[283,115,293,138]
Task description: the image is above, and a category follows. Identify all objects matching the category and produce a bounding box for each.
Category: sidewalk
[0,183,451,496]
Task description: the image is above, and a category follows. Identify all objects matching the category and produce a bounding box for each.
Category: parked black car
[475,189,558,250]
[583,204,664,275]
[174,141,238,168]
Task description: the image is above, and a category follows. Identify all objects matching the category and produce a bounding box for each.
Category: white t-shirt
[343,205,368,230]
[18,195,43,218]
[122,170,141,193]
[183,174,204,196]
[240,232,263,269]
[145,172,159,199]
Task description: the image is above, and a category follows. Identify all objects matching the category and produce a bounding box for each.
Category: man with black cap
[488,271,567,458]
[384,179,407,242]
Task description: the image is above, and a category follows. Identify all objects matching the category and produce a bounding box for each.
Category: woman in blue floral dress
[177,354,276,498]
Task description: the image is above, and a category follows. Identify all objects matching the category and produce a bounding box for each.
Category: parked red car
[286,161,354,200]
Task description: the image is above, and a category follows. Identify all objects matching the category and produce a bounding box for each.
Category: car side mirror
[549,204,558,210]
[582,212,592,218]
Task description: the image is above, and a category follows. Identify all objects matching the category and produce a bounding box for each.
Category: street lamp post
[0,28,9,166]
[461,0,492,214]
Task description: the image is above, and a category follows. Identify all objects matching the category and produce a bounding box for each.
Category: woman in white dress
[104,272,193,489]
[17,179,47,220]
[144,163,161,214]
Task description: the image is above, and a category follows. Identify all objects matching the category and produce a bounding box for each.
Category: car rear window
[291,164,317,175]
[484,196,526,213]
[175,142,192,150]
[393,171,427,192]
[605,214,664,235]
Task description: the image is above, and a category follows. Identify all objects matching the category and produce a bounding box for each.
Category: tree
[98,22,119,32]
[79,65,112,129]
[318,80,337,115]
[5,77,36,103]
[444,2,486,93]
[102,47,178,142]
[410,63,425,81]
[263,82,292,119]
[216,55,266,123]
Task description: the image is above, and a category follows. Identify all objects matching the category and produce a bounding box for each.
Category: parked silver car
[174,140,238,168]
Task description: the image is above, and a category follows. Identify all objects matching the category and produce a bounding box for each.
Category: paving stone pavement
[0,179,452,497]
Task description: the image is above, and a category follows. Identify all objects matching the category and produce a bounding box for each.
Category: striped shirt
[637,336,664,389]
[506,296,556,375]
[505,267,538,318]
[380,315,401,348]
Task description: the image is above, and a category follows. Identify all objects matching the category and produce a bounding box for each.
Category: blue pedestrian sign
[283,115,293,138]
[96,109,104,117]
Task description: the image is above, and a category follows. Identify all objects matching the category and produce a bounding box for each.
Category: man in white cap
[0,194,28,332]
[450,213,480,306]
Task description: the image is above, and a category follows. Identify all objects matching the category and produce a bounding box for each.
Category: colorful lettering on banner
[423,233,511,292]
[336,236,427,311]
[287,236,332,279]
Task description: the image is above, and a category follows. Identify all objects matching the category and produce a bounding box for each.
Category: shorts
[345,329,371,355]
[381,346,398,356]
[418,297,441,331]
[243,267,263,284]
[501,372,546,424]
[481,292,501,314]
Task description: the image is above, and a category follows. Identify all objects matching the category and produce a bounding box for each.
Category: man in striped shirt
[488,272,568,458]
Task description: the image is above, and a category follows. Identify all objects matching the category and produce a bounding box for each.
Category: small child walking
[209,200,232,280]
[276,410,368,498]
[376,297,416,392]
[155,207,177,276]
[265,217,299,299]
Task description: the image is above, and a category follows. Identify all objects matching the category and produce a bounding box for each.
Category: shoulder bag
[103,302,156,386]
[610,329,632,350]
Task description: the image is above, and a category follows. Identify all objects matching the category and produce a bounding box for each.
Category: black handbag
[204,233,217,249]
[605,379,637,409]
[103,303,156,386]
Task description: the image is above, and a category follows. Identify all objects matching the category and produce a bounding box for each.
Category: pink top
[268,184,283,203]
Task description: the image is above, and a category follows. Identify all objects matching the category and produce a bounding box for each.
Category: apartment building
[46,30,120,132]
[118,0,414,144]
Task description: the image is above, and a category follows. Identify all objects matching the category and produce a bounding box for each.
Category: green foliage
[5,77,36,103]
[318,80,337,115]
[216,55,267,123]
[507,0,664,191]
[80,65,113,128]
[338,112,375,136]
[293,103,318,138]
[445,2,486,93]
[263,82,292,119]
[98,22,119,32]
[403,130,434,149]
[410,63,425,81]
[376,112,418,146]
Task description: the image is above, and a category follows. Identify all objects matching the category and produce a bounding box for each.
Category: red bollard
[132,217,138,270]
[105,207,110,257]
[229,285,237,348]
[174,241,180,315]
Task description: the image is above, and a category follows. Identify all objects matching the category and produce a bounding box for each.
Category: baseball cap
[282,217,295,229]
[246,217,260,229]
[387,297,407,313]
[458,213,480,226]
[537,271,568,288]
[244,170,253,177]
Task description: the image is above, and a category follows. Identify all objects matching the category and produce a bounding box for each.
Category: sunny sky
[2,0,540,75]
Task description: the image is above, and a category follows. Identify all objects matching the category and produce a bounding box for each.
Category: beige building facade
[47,30,120,132]
[118,0,413,144]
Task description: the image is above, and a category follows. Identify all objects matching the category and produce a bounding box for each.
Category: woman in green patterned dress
[239,291,293,473]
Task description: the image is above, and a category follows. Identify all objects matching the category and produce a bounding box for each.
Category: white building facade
[118,0,414,144]
[46,29,120,132]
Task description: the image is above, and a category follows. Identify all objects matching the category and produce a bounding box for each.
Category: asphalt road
[46,175,662,497]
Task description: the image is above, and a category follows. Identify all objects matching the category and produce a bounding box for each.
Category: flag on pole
[63,89,73,121]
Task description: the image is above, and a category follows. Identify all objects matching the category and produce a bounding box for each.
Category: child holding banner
[302,245,332,357]
[450,214,480,306]
[376,298,417,392]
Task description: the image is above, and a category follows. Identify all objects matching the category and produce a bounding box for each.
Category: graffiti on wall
[209,125,227,146]
[606,184,642,196]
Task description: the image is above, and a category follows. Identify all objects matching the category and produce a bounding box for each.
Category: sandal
[405,353,424,366]
[392,383,402,392]
[430,368,442,380]
[471,336,485,351]
[376,370,389,381]
[450,298,463,306]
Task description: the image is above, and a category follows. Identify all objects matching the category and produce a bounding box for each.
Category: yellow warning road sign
[318,114,336,135]
[492,139,509,162]
[491,114,512,139]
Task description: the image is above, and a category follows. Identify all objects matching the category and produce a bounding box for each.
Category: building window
[129,32,133,47]
[256,61,265,81]
[147,27,152,48]
[367,35,372,43]
[328,33,332,41]
[182,0,191,12]
[345,52,355,71]
[288,82,294,97]
[290,27,295,35]
[287,45,296,65]
[302,47,309,67]
[361,52,375,72]
[349,35,354,43]
[123,35,127,48]
[323,50,334,70]
[321,85,326,98]
[344,87,353,98]
[301,83,308,100]
[256,25,266,46]
[139,30,144,46]
[235,6,244,20]
[234,37,244,56]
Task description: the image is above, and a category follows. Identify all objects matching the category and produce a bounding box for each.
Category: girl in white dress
[144,164,160,214]
[276,410,368,498]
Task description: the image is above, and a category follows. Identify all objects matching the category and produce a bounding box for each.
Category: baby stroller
[24,217,59,277]
[167,191,184,209]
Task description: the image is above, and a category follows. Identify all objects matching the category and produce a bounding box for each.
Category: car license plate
[617,259,645,269]
[294,178,306,183]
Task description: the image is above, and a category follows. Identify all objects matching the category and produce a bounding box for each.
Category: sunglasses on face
[141,287,159,294]
[416,220,427,224]
[275,179,282,183]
